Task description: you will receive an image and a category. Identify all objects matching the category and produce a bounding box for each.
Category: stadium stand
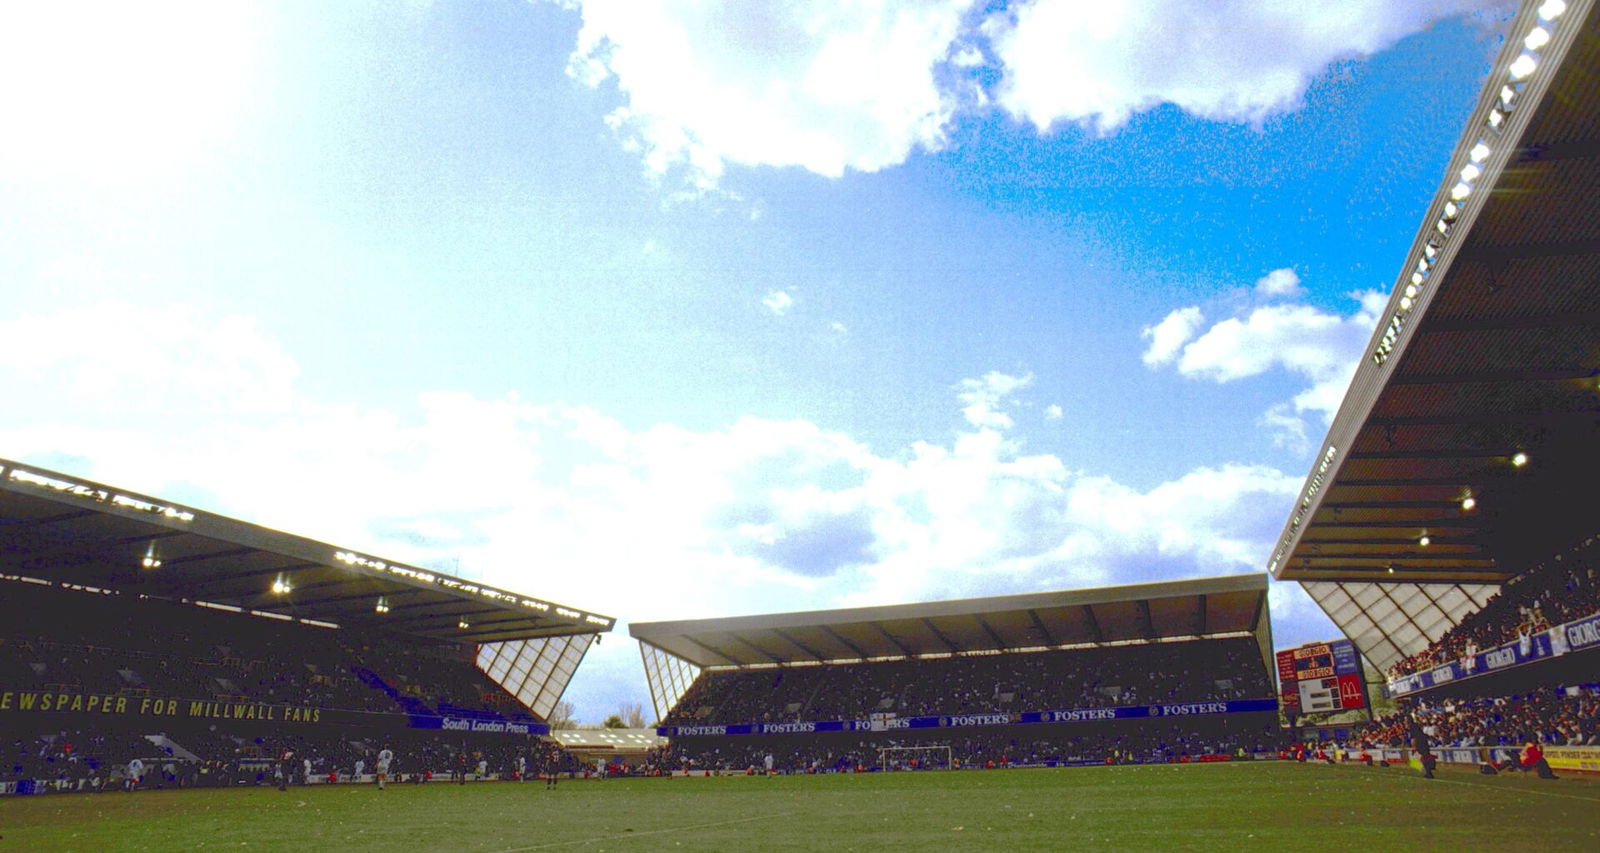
[634,575,1283,770]
[0,459,608,794]
[1267,0,1600,777]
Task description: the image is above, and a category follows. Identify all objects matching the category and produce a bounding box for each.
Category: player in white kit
[376,747,394,790]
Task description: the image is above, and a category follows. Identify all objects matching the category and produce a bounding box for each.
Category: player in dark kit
[1407,714,1435,779]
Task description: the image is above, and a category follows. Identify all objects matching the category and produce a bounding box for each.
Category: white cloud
[0,2,265,181]
[1144,274,1386,450]
[565,0,975,188]
[986,0,1500,133]
[1043,404,1063,421]
[761,289,796,316]
[1140,306,1205,367]
[1255,268,1303,299]
[954,371,1032,429]
[555,1,1498,188]
[0,302,1333,720]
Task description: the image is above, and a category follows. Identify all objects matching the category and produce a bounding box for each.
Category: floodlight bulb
[1501,86,1517,108]
[1538,0,1566,22]
[1461,496,1476,511]
[1470,142,1491,163]
[1489,109,1504,128]
[1525,27,1550,50]
[1510,54,1537,80]
[1419,535,1431,547]
[1512,451,1528,467]
[1444,202,1460,218]
[1460,164,1481,182]
[1451,182,1472,201]
[1405,285,1418,299]
[458,620,470,629]
[1400,297,1413,310]
[1387,565,1396,574]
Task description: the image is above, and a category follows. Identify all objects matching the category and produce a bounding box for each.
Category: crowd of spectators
[650,714,1280,773]
[664,637,1270,726]
[1352,686,1600,749]
[3,726,583,791]
[1388,545,1600,678]
[0,581,531,722]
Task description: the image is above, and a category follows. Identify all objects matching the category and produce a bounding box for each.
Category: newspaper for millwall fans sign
[655,698,1276,737]
[1386,609,1600,698]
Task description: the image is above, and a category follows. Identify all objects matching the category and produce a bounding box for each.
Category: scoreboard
[1276,639,1365,714]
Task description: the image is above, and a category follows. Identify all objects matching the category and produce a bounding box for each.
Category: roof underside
[630,574,1268,668]
[0,458,614,645]
[1269,0,1600,669]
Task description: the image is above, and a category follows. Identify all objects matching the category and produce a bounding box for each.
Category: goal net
[876,745,953,770]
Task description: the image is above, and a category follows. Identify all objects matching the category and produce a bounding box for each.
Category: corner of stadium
[4,0,1600,848]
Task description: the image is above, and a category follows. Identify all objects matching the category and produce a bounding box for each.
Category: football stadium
[4,0,1600,850]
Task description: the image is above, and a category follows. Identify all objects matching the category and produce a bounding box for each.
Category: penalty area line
[486,813,781,852]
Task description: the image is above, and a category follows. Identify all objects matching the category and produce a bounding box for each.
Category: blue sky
[0,1,1512,721]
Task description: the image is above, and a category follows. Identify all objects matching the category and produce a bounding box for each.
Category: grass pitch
[3,762,1598,852]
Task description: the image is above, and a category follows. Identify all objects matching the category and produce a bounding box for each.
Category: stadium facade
[1,458,610,792]
[632,575,1283,769]
[1268,0,1600,772]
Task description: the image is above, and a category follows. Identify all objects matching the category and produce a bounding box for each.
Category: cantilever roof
[1266,0,1600,670]
[0,457,614,644]
[630,573,1268,668]
[1269,0,1600,588]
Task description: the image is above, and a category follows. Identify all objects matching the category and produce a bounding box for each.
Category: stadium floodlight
[375,596,390,614]
[141,544,161,569]
[1500,85,1518,110]
[271,574,292,595]
[1461,495,1476,511]
[1470,142,1491,163]
[457,619,470,629]
[1525,27,1551,51]
[1539,0,1567,22]
[1509,54,1537,81]
[1489,109,1504,128]
[1451,182,1472,201]
[1419,534,1431,547]
[1460,163,1481,183]
[1512,451,1529,467]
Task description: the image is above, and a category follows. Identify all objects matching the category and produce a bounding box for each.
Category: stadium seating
[0,581,532,722]
[663,637,1269,725]
[1,581,583,792]
[1388,549,1600,678]
[1354,686,1600,749]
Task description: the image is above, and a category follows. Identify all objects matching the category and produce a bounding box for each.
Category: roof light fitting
[1512,451,1528,468]
[1461,495,1477,511]
[271,574,292,595]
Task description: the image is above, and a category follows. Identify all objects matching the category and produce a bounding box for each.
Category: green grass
[3,762,1598,852]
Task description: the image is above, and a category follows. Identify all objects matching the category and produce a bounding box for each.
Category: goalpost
[876,745,953,771]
